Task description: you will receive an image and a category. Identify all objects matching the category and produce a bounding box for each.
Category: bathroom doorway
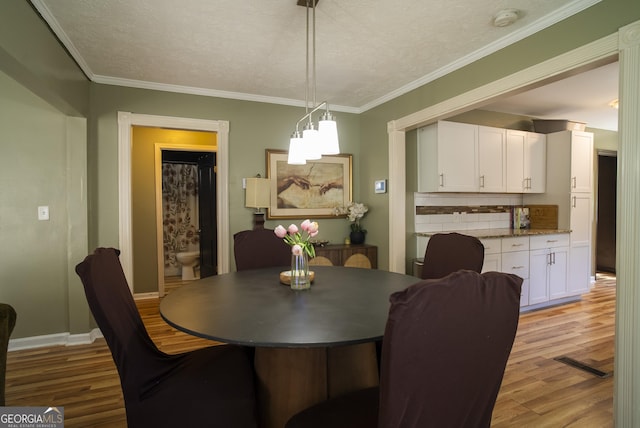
[161,150,218,294]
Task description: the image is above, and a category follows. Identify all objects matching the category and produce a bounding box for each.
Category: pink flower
[307,221,319,234]
[274,225,287,238]
[291,244,303,256]
[287,224,299,234]
[300,219,311,231]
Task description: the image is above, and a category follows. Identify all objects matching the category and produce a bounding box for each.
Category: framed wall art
[266,149,352,219]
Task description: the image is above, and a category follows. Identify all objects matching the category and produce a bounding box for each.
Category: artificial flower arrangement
[274,219,319,258]
[334,202,369,232]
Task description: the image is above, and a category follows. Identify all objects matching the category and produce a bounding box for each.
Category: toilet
[176,251,200,280]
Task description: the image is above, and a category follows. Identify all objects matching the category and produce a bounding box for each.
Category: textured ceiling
[31,0,616,129]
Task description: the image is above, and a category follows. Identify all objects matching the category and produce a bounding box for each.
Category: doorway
[161,150,218,295]
[596,152,617,273]
[117,112,231,296]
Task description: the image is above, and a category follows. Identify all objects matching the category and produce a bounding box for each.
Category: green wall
[87,84,363,268]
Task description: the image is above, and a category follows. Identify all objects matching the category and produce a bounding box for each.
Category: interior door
[198,152,217,277]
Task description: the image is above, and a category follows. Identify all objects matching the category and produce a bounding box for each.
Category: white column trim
[615,19,640,426]
[117,113,230,293]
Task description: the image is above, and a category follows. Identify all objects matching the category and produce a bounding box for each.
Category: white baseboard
[8,328,103,352]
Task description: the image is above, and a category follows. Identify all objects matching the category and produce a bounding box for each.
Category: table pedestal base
[254,342,379,428]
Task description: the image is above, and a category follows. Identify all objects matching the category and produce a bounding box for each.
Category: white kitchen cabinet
[478,126,506,192]
[529,234,570,304]
[418,121,478,192]
[524,130,594,298]
[568,131,594,193]
[501,237,530,307]
[506,130,546,193]
[569,193,592,294]
[480,238,501,273]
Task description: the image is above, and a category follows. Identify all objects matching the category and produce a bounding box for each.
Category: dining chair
[0,303,16,406]
[309,255,333,266]
[75,248,258,428]
[234,228,291,271]
[285,269,522,428]
[421,232,485,279]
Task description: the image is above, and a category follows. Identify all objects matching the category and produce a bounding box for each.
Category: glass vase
[290,252,311,290]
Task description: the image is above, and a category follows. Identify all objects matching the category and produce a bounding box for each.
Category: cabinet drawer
[480,238,501,254]
[501,251,529,279]
[501,237,529,253]
[530,233,570,250]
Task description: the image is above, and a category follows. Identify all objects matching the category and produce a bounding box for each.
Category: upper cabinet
[567,131,594,193]
[418,121,542,194]
[417,121,478,192]
[478,126,507,192]
[506,130,546,193]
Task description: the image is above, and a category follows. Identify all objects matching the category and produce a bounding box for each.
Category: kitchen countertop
[415,228,571,239]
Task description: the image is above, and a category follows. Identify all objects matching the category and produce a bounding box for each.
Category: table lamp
[245,176,270,229]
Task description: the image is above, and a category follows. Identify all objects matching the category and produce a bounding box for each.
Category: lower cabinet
[500,237,530,307]
[529,234,570,305]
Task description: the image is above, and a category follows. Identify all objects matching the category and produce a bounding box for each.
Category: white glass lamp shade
[319,112,340,155]
[245,178,271,209]
[303,123,322,160]
[287,132,307,165]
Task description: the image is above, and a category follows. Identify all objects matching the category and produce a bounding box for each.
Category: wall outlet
[38,205,50,221]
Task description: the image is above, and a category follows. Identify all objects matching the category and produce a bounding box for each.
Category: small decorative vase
[290,253,311,290]
[350,231,365,245]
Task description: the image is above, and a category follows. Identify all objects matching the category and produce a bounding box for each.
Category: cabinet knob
[439,173,444,187]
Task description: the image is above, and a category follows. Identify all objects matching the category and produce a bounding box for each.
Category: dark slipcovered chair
[421,232,485,279]
[75,248,257,428]
[286,270,522,428]
[0,303,17,406]
[234,228,291,271]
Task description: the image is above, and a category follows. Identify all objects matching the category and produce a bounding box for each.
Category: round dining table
[160,265,419,428]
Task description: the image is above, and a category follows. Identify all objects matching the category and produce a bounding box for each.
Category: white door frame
[117,112,230,292]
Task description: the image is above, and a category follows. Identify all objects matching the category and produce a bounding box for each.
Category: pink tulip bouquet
[274,220,319,258]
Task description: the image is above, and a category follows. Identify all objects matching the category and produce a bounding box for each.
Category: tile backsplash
[414,193,523,233]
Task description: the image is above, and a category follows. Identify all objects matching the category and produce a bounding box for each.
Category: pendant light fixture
[287,0,340,165]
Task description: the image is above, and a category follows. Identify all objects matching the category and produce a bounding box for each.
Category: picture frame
[266,149,352,219]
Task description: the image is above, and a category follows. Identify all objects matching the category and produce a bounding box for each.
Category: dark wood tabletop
[160,265,420,347]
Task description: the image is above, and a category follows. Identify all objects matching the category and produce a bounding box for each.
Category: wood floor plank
[5,274,615,427]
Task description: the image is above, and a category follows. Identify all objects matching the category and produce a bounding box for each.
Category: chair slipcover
[0,303,16,406]
[286,270,522,428]
[234,228,291,271]
[75,248,257,428]
[421,232,485,279]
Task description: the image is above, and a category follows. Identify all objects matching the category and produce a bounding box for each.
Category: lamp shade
[303,123,322,160]
[245,178,271,208]
[319,112,340,155]
[288,132,307,165]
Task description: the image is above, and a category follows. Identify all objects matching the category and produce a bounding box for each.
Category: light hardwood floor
[5,274,615,427]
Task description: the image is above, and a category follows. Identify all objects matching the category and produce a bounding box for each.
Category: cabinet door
[506,130,525,193]
[524,132,546,193]
[482,253,501,273]
[570,131,594,193]
[478,126,506,192]
[570,194,592,247]
[529,249,549,304]
[548,247,569,300]
[437,121,478,192]
[569,245,591,295]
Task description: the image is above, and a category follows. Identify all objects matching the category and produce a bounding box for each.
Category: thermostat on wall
[374,179,387,194]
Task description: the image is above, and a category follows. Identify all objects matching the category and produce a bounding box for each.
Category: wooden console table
[313,244,378,269]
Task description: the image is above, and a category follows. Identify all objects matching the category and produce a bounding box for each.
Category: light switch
[38,205,49,221]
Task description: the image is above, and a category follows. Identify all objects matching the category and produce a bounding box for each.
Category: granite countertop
[415,228,571,239]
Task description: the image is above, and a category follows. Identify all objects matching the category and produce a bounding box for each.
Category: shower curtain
[163,163,199,276]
